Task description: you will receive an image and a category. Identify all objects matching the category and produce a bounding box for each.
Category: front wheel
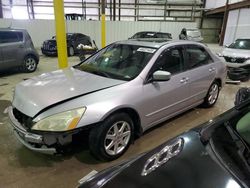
[22,55,38,73]
[89,113,134,161]
[202,81,220,108]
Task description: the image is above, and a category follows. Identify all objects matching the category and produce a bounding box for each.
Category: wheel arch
[214,78,222,89]
[24,53,39,63]
[101,107,143,138]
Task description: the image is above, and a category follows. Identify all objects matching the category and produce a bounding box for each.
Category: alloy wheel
[25,57,37,71]
[104,121,131,156]
[208,83,219,105]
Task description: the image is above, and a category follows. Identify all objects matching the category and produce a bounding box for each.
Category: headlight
[32,107,86,131]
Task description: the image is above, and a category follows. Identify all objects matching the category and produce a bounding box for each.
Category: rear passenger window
[16,32,23,41]
[185,46,213,69]
[0,31,22,43]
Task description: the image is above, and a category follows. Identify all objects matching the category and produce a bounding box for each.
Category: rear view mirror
[152,71,171,82]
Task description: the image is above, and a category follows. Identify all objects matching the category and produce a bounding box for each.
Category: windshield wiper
[74,65,111,78]
[91,70,111,78]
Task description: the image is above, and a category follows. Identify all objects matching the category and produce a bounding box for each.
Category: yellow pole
[53,0,68,69]
[101,0,106,48]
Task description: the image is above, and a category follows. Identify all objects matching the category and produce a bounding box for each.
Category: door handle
[180,79,186,83]
[209,67,216,72]
[180,77,189,83]
[18,44,24,48]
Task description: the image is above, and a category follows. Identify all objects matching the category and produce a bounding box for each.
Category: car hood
[80,131,241,188]
[12,68,125,117]
[222,48,250,58]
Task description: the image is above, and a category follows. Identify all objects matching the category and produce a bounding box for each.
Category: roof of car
[0,28,27,32]
[117,39,207,49]
[135,31,171,34]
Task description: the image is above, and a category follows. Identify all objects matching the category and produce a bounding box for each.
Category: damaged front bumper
[227,65,250,81]
[8,106,78,155]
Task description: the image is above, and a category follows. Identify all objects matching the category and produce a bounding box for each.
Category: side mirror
[216,52,223,57]
[152,70,171,82]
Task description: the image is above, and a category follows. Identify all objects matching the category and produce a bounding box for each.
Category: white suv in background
[221,38,250,81]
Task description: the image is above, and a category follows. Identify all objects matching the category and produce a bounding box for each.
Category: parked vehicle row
[0,28,97,73]
[4,26,250,188]
[0,27,204,73]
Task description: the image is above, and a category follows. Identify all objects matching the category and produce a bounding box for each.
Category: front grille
[13,108,33,129]
[224,56,247,63]
[43,41,56,50]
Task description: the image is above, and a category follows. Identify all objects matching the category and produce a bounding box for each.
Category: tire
[22,55,38,73]
[89,113,134,161]
[202,81,220,108]
[68,46,74,56]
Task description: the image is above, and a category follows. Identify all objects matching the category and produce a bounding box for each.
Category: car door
[0,31,24,69]
[183,45,216,104]
[141,46,191,128]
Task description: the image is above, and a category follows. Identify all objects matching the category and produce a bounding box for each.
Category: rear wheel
[22,55,38,73]
[89,113,134,161]
[202,81,220,108]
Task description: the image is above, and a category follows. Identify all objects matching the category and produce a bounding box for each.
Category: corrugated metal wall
[0,19,196,48]
[206,0,244,9]
[224,8,250,45]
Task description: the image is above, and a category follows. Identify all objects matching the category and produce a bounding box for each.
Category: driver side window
[154,47,184,75]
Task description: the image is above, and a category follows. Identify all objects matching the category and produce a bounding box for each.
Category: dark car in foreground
[41,33,92,56]
[0,28,39,73]
[79,88,250,188]
[129,31,172,39]
[221,38,250,81]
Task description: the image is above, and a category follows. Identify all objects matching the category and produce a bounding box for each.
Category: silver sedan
[8,39,227,160]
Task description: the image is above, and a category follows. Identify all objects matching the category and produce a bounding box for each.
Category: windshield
[75,43,156,81]
[52,34,73,40]
[228,39,250,50]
